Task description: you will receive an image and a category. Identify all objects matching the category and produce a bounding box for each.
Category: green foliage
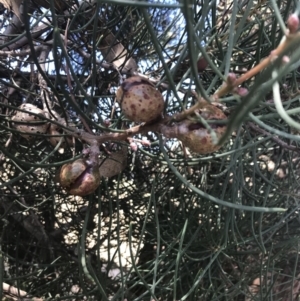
[1,0,300,300]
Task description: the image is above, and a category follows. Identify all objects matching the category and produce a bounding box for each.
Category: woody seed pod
[11,104,49,140]
[162,104,227,154]
[59,159,101,196]
[116,76,164,123]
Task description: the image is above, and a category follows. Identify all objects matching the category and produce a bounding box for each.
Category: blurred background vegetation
[1,0,300,300]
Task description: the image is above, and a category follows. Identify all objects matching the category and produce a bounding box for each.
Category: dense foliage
[1,0,300,300]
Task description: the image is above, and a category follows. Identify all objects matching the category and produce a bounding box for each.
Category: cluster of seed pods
[11,75,227,196]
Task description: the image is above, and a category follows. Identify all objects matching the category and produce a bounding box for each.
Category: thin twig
[215,31,300,98]
[248,122,300,153]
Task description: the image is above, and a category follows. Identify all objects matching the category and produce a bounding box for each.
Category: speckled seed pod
[116,76,164,122]
[99,146,127,178]
[59,159,101,196]
[48,111,74,148]
[162,104,227,154]
[11,104,49,140]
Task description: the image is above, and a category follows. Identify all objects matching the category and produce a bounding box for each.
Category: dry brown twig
[216,21,300,98]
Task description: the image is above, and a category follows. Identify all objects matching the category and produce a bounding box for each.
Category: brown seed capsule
[11,104,49,140]
[116,76,164,123]
[161,104,227,154]
[59,159,101,196]
[99,146,127,178]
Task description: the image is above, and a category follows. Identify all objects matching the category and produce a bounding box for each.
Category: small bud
[130,142,138,152]
[197,57,208,72]
[287,14,299,34]
[226,73,236,86]
[235,87,248,97]
[103,119,111,127]
[82,148,90,155]
[141,138,151,147]
[282,55,290,64]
